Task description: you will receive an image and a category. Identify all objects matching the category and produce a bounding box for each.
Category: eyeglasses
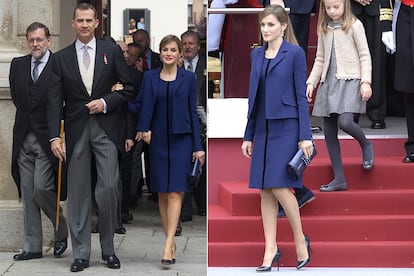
[27,37,47,44]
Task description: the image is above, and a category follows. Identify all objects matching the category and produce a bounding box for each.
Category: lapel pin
[104,53,108,65]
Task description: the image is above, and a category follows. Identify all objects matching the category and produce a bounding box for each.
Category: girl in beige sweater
[306,0,374,192]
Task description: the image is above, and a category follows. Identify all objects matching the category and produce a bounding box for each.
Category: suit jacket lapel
[172,67,185,96]
[93,40,105,93]
[267,40,288,73]
[255,47,265,78]
[22,56,33,109]
[64,44,89,96]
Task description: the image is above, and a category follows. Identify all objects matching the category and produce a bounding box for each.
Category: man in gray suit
[10,22,68,261]
[47,3,134,272]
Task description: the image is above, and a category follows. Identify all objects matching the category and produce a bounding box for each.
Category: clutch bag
[188,158,202,189]
[287,144,317,180]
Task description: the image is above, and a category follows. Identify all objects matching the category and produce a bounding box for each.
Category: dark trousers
[120,140,144,213]
[356,11,387,122]
[404,93,414,154]
[289,13,311,56]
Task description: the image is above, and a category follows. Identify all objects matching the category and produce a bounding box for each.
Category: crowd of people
[10,2,206,273]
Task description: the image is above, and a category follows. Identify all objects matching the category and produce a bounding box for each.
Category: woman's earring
[281,29,285,39]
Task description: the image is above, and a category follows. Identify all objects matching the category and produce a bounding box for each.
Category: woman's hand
[360,82,372,102]
[241,141,252,158]
[193,151,206,166]
[298,140,314,159]
[142,131,152,144]
[135,131,143,142]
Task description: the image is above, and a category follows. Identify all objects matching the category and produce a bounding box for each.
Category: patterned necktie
[33,60,41,82]
[186,59,193,72]
[82,45,90,69]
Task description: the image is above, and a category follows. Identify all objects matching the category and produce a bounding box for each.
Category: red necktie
[143,57,148,71]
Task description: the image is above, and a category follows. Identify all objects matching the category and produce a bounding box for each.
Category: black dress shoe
[310,125,322,133]
[54,238,67,257]
[13,251,42,261]
[402,154,414,163]
[121,212,133,223]
[115,225,126,234]
[175,221,182,236]
[181,216,192,222]
[91,225,99,233]
[297,189,315,208]
[70,259,89,272]
[102,254,121,269]
[197,208,206,216]
[371,121,386,129]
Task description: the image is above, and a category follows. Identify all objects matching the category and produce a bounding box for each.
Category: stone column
[0,0,21,199]
[0,0,61,251]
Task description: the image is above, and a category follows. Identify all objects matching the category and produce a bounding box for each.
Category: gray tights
[323,113,372,185]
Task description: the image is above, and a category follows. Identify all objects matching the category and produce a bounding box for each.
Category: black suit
[10,51,67,252]
[11,53,56,195]
[149,50,162,70]
[181,55,207,220]
[351,0,388,123]
[48,38,134,260]
[284,0,316,56]
[380,0,414,154]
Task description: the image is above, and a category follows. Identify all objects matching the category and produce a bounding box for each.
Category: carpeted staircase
[208,138,414,268]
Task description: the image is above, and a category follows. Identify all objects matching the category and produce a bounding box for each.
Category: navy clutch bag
[287,144,317,180]
[188,158,202,189]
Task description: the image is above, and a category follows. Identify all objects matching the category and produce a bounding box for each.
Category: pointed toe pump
[297,236,311,270]
[256,249,281,272]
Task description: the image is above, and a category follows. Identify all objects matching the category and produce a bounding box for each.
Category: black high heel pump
[297,236,311,270]
[256,249,281,272]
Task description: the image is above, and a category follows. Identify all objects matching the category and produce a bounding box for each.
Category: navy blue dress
[149,80,193,193]
[249,59,303,189]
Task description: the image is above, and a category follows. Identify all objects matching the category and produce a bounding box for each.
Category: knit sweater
[307,19,372,88]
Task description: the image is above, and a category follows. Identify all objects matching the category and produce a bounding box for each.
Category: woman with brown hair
[241,5,312,272]
[135,35,205,265]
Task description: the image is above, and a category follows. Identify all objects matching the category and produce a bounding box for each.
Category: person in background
[127,42,145,72]
[179,30,207,231]
[132,29,162,202]
[241,5,313,272]
[380,0,414,162]
[351,0,388,129]
[132,29,162,71]
[306,0,374,192]
[118,42,145,225]
[47,3,134,272]
[10,21,68,262]
[128,18,137,34]
[137,17,146,30]
[134,35,205,266]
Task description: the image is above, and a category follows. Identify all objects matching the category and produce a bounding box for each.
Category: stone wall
[0,0,61,251]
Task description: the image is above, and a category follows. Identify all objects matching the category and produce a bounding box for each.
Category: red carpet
[208,138,414,268]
